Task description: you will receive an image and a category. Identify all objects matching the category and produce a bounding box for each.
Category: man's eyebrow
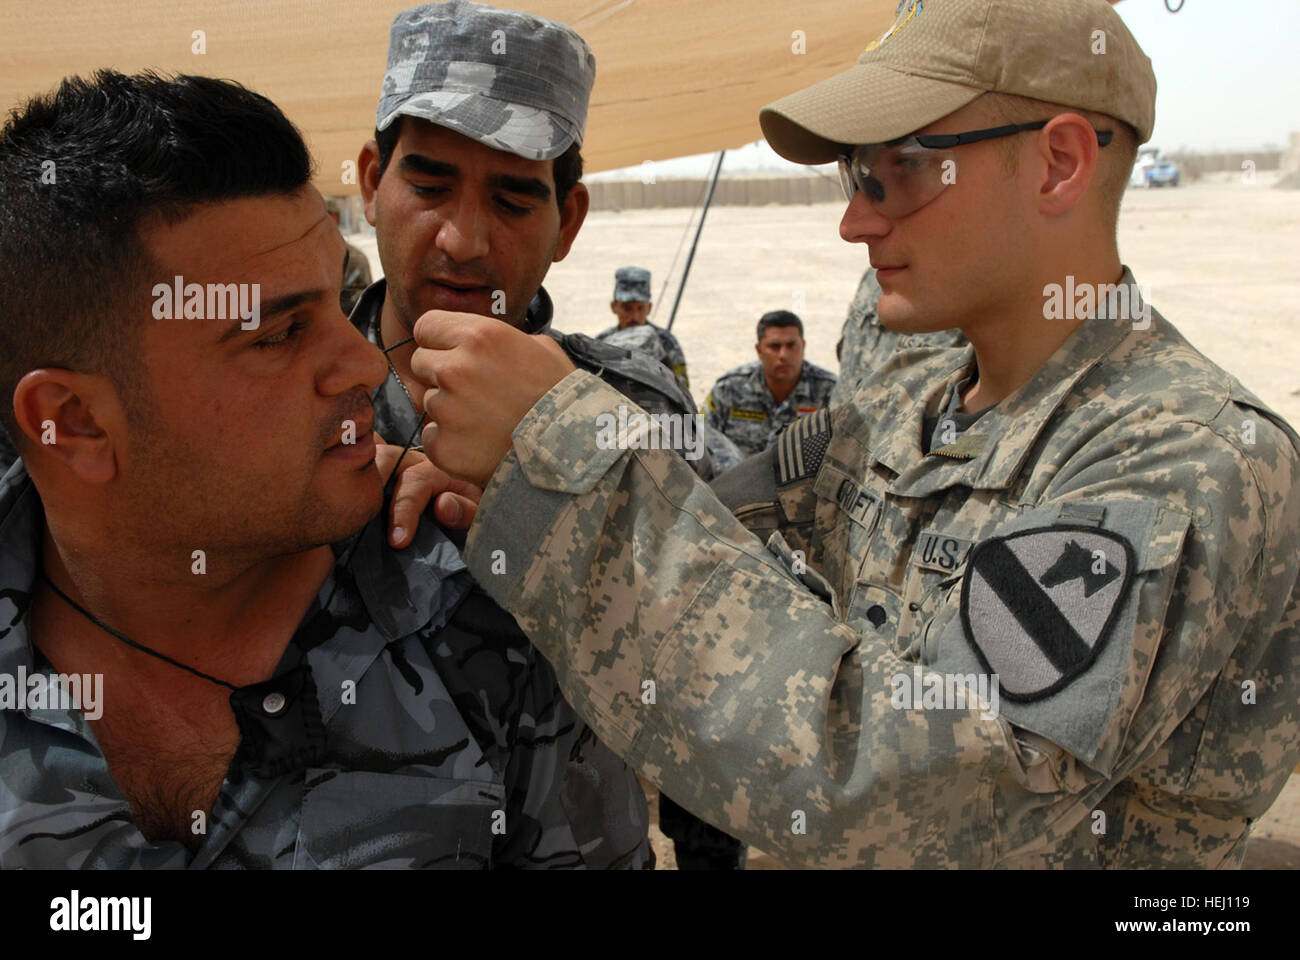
[487,172,551,202]
[400,154,458,179]
[218,289,326,342]
[399,153,551,202]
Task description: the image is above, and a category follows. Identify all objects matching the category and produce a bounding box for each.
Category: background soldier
[596,266,692,397]
[705,310,836,456]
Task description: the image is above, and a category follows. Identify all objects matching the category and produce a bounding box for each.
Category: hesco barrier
[586,175,845,211]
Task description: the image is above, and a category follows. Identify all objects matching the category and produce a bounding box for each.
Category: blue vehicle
[1146,158,1181,187]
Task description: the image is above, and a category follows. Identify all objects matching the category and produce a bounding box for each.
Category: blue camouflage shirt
[0,461,651,869]
[595,322,691,397]
[704,359,837,457]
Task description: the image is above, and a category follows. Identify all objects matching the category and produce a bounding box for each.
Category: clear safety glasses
[837,120,1114,219]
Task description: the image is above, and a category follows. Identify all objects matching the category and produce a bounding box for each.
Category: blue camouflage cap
[614,266,651,302]
[377,1,596,162]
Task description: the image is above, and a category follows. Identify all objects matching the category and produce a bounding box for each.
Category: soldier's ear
[12,369,124,484]
[358,140,382,227]
[610,300,619,315]
[554,182,588,263]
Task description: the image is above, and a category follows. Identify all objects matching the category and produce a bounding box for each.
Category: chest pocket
[294,769,504,869]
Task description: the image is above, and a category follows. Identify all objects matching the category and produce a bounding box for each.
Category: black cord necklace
[38,570,238,689]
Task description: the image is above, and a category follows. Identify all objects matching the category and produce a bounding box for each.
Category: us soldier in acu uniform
[405,0,1300,868]
[705,310,836,456]
[353,1,711,483]
[596,266,692,397]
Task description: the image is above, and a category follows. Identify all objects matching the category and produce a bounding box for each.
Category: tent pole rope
[666,149,725,331]
[654,179,710,313]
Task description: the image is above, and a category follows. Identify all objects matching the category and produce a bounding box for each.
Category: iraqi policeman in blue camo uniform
[353,2,736,870]
[596,266,693,396]
[0,69,650,870]
[355,1,714,482]
[705,310,837,456]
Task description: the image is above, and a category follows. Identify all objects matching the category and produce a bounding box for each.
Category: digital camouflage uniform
[706,359,837,457]
[832,267,967,407]
[456,271,1300,867]
[0,461,652,869]
[596,323,692,398]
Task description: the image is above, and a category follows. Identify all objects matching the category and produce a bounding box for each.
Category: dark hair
[0,70,313,446]
[757,310,804,341]
[375,117,584,207]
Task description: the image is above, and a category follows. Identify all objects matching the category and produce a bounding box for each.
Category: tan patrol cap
[760,0,1156,164]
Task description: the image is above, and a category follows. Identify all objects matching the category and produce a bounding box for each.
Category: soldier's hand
[411,310,576,488]
[375,437,483,541]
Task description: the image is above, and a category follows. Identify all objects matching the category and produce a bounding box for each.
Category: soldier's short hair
[0,70,312,447]
[374,117,584,209]
[757,310,805,342]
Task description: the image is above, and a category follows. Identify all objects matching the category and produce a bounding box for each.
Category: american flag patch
[776,407,832,486]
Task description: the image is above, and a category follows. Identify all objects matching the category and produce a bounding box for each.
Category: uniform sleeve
[464,370,1300,867]
[661,330,690,394]
[704,383,727,435]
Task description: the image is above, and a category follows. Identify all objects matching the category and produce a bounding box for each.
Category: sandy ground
[351,172,1300,868]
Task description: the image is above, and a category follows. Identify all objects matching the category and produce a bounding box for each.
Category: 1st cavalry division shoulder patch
[960,524,1136,703]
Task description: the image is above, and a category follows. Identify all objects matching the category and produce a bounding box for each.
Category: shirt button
[262,692,287,715]
[866,604,888,629]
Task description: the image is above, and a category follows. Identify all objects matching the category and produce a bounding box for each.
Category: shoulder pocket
[927,499,1191,775]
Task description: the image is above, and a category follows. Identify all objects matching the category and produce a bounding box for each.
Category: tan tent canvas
[0,0,1122,193]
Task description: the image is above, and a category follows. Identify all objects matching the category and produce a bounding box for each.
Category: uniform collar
[872,267,1148,496]
[0,463,90,736]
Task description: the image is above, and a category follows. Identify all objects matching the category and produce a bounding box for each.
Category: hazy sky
[1117,0,1299,153]
[593,0,1298,179]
